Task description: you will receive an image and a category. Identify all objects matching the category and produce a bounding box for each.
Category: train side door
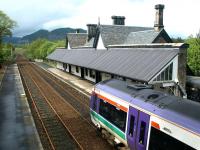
[127,106,150,150]
[136,111,150,150]
[127,106,139,150]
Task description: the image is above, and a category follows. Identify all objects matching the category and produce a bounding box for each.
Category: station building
[47,4,188,97]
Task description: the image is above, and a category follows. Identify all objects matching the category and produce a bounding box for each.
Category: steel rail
[19,64,81,150]
[23,64,83,150]
[18,65,55,150]
[28,63,94,124]
[31,63,90,108]
[23,63,112,150]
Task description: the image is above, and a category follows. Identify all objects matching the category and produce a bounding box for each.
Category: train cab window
[129,115,135,137]
[99,99,127,132]
[149,127,195,150]
[90,93,97,111]
[93,98,97,111]
[139,121,146,145]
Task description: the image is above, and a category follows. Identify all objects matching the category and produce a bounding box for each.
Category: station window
[85,68,88,76]
[63,63,67,69]
[76,66,79,73]
[99,99,127,132]
[153,63,173,82]
[148,127,195,150]
[89,69,95,79]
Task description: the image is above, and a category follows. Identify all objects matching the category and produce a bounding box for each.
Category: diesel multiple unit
[90,79,200,150]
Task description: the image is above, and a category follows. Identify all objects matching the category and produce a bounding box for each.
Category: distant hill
[3,27,86,45]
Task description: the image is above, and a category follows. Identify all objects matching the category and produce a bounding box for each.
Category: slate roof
[67,33,88,48]
[47,47,178,82]
[47,48,66,62]
[124,30,160,44]
[99,25,153,47]
[66,25,171,49]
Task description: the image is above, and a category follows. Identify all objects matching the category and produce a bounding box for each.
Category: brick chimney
[87,24,97,41]
[111,16,125,25]
[154,4,164,31]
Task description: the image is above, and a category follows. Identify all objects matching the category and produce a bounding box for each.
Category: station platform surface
[35,62,94,97]
[0,64,42,150]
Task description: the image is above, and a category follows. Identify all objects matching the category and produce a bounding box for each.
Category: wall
[65,64,69,72]
[101,73,111,81]
[154,36,167,43]
[56,62,64,70]
[97,34,105,49]
[177,47,187,90]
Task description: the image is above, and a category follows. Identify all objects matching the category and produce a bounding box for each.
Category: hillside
[4,27,86,44]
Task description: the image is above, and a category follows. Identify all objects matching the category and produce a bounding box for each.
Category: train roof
[95,79,200,135]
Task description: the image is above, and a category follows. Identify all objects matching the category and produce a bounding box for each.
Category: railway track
[30,63,91,121]
[17,57,113,150]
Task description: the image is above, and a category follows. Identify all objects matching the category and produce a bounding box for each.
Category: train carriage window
[99,99,127,132]
[139,121,146,145]
[149,127,195,150]
[129,115,135,137]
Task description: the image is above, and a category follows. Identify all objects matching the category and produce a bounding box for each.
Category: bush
[0,44,14,64]
[186,37,200,76]
[25,39,65,60]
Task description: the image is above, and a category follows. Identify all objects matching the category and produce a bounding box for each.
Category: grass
[15,48,27,55]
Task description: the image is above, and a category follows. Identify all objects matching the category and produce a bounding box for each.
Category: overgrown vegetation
[172,32,200,76]
[186,33,200,76]
[22,39,65,60]
[0,10,16,67]
[0,44,14,62]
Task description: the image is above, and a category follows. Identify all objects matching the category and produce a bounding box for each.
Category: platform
[35,62,94,97]
[0,64,43,150]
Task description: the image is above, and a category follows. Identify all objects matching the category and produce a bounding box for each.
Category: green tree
[25,39,65,60]
[0,10,16,48]
[0,10,16,67]
[186,32,200,76]
[172,37,185,43]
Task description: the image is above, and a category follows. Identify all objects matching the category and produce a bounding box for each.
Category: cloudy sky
[0,0,199,38]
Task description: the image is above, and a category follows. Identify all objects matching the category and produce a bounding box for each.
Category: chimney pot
[154,4,165,31]
[111,16,125,25]
[155,4,164,9]
[87,24,97,41]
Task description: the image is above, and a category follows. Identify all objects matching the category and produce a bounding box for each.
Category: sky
[0,0,199,38]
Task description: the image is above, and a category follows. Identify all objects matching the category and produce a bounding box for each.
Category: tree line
[23,39,65,60]
[0,10,200,76]
[0,10,16,67]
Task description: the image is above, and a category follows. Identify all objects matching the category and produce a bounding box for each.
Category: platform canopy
[47,46,180,82]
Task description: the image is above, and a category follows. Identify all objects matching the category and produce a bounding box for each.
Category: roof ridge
[100,24,153,29]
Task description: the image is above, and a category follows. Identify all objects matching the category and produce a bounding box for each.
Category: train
[90,79,200,150]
